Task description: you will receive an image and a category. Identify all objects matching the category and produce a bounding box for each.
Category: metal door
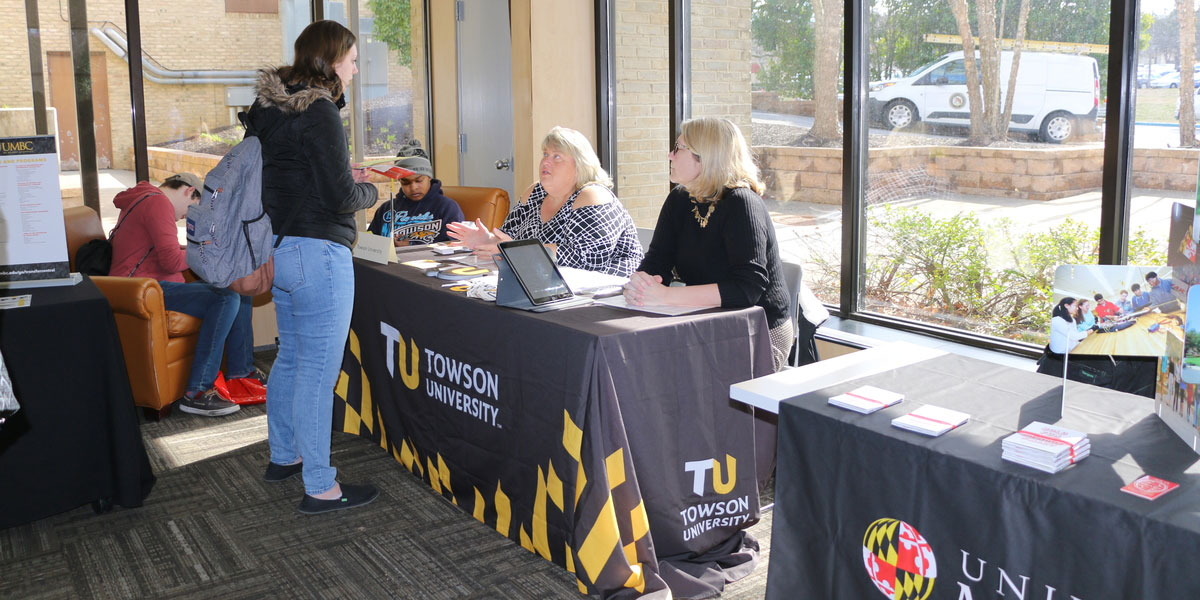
[456,0,515,199]
[48,52,113,170]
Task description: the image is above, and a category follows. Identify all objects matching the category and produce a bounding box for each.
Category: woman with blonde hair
[448,126,642,276]
[625,117,793,370]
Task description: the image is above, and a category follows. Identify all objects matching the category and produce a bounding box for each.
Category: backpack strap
[127,247,154,277]
[111,190,159,277]
[108,191,157,240]
[238,109,322,250]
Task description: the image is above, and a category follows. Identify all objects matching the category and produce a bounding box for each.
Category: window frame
[667,0,1139,359]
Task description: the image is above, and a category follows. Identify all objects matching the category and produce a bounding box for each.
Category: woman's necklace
[690,200,715,228]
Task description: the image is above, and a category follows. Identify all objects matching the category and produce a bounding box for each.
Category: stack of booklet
[1001,421,1090,473]
[828,385,903,414]
[890,405,970,436]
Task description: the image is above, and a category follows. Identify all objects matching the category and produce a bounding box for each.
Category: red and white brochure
[1120,475,1179,500]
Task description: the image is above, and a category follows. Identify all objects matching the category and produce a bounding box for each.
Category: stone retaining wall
[757,145,1200,204]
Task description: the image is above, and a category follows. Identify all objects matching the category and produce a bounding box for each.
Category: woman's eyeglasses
[672,141,694,155]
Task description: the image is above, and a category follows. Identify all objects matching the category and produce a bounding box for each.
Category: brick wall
[689,0,752,134]
[613,0,752,228]
[3,2,423,171]
[614,0,671,227]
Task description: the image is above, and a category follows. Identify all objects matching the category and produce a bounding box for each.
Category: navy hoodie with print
[367,180,464,244]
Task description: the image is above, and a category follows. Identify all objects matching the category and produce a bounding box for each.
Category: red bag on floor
[212,371,266,405]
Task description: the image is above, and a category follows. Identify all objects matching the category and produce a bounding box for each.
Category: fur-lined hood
[254,68,337,114]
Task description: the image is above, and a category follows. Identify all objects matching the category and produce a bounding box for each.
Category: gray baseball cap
[163,172,203,193]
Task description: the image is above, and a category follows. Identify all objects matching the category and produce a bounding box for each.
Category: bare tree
[1000,0,1032,130]
[948,0,1033,144]
[1180,0,1196,146]
[806,0,844,144]
[947,0,986,140]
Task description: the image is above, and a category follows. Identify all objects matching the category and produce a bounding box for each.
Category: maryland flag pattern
[862,518,937,600]
[335,326,670,599]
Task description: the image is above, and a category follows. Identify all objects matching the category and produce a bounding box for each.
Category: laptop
[495,239,592,312]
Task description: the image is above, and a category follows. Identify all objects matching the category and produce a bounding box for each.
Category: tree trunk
[1000,0,1032,136]
[948,0,986,141]
[974,0,1002,141]
[809,0,844,142]
[1180,0,1196,146]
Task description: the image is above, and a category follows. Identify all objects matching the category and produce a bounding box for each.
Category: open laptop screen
[498,239,574,305]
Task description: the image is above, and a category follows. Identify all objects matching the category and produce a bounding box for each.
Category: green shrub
[798,206,1168,345]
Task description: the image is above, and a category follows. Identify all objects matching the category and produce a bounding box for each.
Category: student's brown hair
[280,20,356,97]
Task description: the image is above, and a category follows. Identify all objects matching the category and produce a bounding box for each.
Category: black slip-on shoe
[263,461,303,482]
[297,483,379,515]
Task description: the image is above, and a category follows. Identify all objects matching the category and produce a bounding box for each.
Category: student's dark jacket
[242,68,377,249]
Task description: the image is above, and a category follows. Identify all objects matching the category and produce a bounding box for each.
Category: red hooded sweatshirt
[109,181,188,282]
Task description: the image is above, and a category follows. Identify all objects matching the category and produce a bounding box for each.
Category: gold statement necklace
[690,200,716,228]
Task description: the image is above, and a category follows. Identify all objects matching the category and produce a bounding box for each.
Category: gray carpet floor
[0,353,773,599]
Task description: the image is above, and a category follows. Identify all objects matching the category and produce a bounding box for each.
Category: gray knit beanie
[395,140,433,179]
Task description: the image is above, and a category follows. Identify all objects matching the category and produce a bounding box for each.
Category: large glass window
[2,4,101,221]
[341,0,430,159]
[863,0,1114,346]
[745,0,846,304]
[1130,1,1196,266]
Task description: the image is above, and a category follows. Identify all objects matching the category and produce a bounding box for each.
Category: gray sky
[1143,0,1191,17]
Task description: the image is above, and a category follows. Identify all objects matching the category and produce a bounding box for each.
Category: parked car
[868,51,1101,143]
[1175,86,1200,119]
[1150,72,1181,88]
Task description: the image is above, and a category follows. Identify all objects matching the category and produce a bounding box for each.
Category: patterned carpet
[0,354,773,599]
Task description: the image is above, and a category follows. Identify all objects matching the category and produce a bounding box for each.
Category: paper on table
[0,294,31,310]
[558,266,629,296]
[594,294,706,316]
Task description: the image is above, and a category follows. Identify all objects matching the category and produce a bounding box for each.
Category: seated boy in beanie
[368,140,464,246]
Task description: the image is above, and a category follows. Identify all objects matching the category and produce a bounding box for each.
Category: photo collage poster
[1161,201,1200,450]
[1050,264,1179,358]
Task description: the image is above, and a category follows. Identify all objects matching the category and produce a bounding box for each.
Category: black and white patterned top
[501,182,643,277]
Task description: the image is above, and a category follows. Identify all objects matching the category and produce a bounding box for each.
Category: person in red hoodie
[109,173,261,417]
[1093,293,1122,320]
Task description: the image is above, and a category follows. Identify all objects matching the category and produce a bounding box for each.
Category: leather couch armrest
[91,276,164,320]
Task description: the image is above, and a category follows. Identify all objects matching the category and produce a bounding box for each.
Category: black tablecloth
[0,277,155,528]
[767,353,1200,599]
[335,256,776,599]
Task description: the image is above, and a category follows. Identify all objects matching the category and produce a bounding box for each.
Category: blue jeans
[160,281,254,394]
[266,237,355,496]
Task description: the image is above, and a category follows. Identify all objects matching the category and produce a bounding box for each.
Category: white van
[868,51,1100,143]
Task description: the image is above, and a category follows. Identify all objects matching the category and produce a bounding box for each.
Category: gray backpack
[186,115,296,295]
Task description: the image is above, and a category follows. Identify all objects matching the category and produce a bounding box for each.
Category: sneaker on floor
[233,366,269,386]
[297,482,379,515]
[178,388,241,417]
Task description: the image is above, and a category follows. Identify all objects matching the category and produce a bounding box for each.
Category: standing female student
[244,20,379,514]
[625,117,793,371]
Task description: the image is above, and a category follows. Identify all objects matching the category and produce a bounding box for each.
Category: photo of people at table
[1162,331,1199,427]
[1180,285,1200,385]
[1050,264,1184,357]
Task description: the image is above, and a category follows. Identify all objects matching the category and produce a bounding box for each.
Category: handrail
[90,23,256,85]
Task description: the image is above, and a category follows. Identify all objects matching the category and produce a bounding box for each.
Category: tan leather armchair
[92,277,201,417]
[63,206,201,418]
[443,186,510,231]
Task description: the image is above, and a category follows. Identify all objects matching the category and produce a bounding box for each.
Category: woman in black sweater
[625,117,792,371]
